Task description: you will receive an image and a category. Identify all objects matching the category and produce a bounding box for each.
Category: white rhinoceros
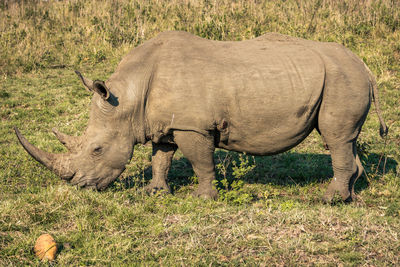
[16,31,387,202]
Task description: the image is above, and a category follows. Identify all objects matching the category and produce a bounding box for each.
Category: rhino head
[15,71,139,190]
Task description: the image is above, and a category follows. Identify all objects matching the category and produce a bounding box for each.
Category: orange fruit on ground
[34,233,57,261]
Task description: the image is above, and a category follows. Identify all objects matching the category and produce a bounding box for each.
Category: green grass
[1,0,400,265]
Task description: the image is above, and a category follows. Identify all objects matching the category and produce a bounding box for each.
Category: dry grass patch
[1,0,400,265]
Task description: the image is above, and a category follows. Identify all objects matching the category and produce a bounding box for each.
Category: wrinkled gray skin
[16,31,388,202]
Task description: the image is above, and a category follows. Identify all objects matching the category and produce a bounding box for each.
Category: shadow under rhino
[116,150,398,198]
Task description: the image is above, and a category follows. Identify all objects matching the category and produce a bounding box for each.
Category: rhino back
[142,32,326,154]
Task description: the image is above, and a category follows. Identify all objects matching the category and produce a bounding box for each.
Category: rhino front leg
[145,142,177,194]
[173,130,218,199]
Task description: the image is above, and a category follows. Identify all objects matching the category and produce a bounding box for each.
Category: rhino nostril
[70,172,84,185]
[62,172,76,181]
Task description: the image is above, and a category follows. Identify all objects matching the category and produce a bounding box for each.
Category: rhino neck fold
[128,67,154,145]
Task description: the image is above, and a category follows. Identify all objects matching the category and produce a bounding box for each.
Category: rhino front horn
[15,127,75,180]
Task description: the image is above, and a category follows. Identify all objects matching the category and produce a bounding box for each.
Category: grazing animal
[15,31,387,202]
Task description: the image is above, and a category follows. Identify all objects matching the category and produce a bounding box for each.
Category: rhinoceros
[15,31,387,202]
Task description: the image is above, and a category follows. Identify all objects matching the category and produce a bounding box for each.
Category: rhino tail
[364,63,388,138]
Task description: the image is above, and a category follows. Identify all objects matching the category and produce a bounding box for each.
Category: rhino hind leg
[145,143,177,194]
[318,98,367,203]
[319,114,366,203]
[322,141,362,203]
[315,126,330,150]
[351,143,364,200]
[173,130,218,199]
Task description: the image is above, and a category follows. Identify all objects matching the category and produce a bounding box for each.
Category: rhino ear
[75,70,110,100]
[93,80,110,100]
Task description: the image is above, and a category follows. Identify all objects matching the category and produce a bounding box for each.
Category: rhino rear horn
[52,128,81,153]
[75,70,110,100]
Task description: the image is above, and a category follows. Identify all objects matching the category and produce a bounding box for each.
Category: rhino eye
[92,146,103,156]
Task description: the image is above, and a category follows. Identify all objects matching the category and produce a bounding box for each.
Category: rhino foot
[144,181,171,195]
[322,178,352,204]
[192,186,219,200]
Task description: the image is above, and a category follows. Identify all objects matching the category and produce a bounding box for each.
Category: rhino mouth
[70,172,99,189]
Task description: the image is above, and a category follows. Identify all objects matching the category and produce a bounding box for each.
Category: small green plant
[215,152,255,205]
[264,188,283,211]
[279,199,299,212]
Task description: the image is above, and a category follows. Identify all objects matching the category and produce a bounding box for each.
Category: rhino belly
[217,97,322,156]
[214,46,325,155]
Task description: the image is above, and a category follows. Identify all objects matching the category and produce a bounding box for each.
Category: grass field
[1,0,400,265]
